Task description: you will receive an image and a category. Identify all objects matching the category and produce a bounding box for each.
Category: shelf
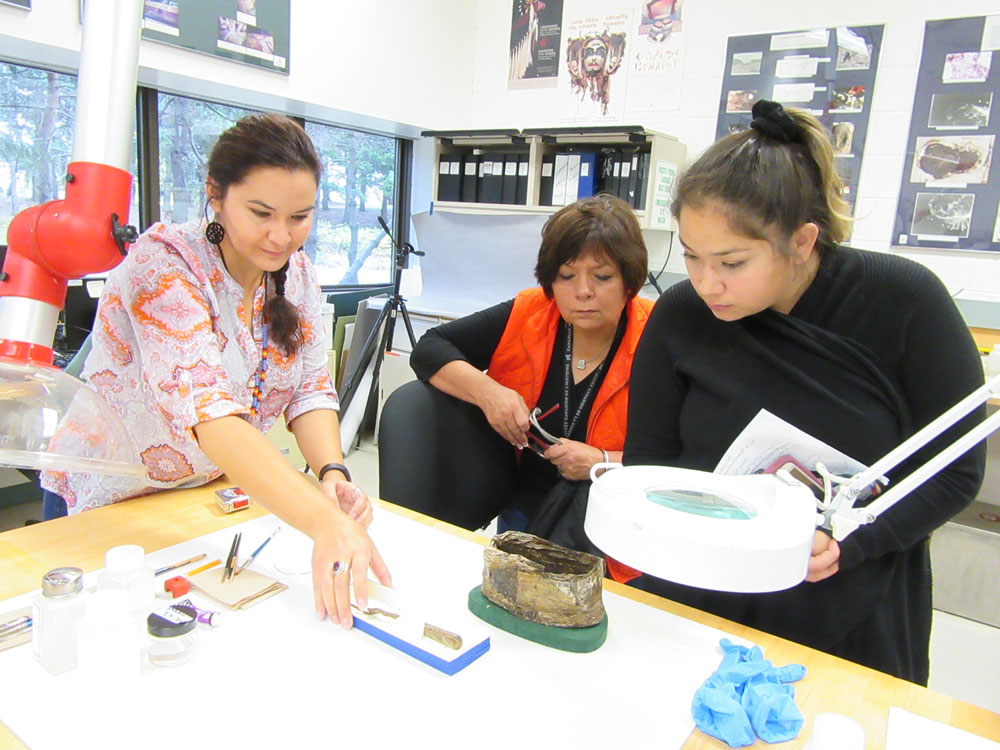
[426,126,686,231]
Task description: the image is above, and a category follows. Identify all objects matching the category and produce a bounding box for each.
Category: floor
[2,444,998,715]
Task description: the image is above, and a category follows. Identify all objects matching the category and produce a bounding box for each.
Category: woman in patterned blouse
[41,114,390,628]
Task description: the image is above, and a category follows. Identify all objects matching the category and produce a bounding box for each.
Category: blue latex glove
[691,638,806,748]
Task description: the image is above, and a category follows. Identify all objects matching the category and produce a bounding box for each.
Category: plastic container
[147,604,198,667]
[76,588,142,679]
[97,544,154,615]
[31,566,86,675]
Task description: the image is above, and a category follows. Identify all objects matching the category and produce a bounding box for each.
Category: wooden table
[1,479,998,749]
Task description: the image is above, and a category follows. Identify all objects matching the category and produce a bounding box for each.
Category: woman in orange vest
[410,194,653,561]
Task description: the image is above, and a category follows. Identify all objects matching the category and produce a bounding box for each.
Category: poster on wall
[558,2,631,122]
[0,0,30,8]
[892,15,1000,252]
[716,24,883,230]
[624,0,686,115]
[139,0,289,73]
[508,0,564,90]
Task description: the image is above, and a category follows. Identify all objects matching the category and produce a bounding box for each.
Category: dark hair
[535,194,647,299]
[671,105,851,256]
[207,113,321,356]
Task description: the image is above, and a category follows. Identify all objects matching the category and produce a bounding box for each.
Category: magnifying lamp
[0,0,147,479]
[585,373,999,593]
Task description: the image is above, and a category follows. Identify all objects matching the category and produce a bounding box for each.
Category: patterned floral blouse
[41,220,338,513]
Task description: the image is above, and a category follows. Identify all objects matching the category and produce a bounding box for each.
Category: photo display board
[893,15,1000,252]
[716,25,884,225]
[141,0,290,73]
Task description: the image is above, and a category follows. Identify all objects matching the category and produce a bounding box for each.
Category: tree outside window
[0,61,139,246]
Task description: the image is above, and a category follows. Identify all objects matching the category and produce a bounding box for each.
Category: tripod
[337,216,423,443]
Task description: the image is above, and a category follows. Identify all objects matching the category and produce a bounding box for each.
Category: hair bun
[749,100,804,144]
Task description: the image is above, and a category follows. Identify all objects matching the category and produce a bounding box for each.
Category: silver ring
[332,560,348,576]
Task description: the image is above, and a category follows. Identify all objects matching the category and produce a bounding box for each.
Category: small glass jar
[147,603,198,667]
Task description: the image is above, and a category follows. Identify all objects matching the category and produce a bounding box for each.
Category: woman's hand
[311,514,392,629]
[805,530,840,582]
[474,379,531,447]
[544,439,604,482]
[320,479,373,528]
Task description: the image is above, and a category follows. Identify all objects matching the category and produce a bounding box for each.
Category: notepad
[187,568,287,611]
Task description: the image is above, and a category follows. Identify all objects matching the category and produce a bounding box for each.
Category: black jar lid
[147,604,198,637]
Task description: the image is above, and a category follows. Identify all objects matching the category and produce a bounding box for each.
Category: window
[306,122,396,286]
[0,60,139,246]
[2,64,405,291]
[156,93,253,224]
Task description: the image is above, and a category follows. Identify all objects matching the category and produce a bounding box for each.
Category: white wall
[0,0,475,136]
[463,0,1000,306]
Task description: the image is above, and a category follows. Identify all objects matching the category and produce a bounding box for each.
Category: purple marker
[176,599,221,627]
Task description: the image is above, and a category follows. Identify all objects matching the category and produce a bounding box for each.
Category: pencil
[154,553,207,576]
[186,559,221,577]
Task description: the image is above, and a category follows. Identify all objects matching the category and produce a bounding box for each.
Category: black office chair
[377,380,515,530]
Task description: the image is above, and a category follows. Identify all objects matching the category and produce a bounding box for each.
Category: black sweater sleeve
[410,299,515,381]
[836,259,986,570]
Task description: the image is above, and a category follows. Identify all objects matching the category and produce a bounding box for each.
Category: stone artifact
[481,531,605,628]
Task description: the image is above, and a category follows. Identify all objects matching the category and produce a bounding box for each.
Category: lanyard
[562,324,606,438]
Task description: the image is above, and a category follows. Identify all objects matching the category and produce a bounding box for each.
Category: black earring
[205,221,225,245]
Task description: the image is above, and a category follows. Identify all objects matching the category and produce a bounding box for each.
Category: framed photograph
[730,52,762,76]
[143,0,179,30]
[910,135,994,184]
[725,89,757,113]
[829,85,865,113]
[832,122,855,156]
[942,51,992,83]
[910,192,975,238]
[928,92,992,129]
[836,42,872,71]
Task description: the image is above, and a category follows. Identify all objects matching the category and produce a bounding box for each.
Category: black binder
[634,151,650,211]
[479,152,504,204]
[515,153,529,205]
[501,154,518,204]
[437,154,461,202]
[539,153,555,206]
[461,154,479,202]
[626,151,640,207]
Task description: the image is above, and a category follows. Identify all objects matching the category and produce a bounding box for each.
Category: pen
[0,615,30,636]
[154,553,207,576]
[186,559,221,577]
[0,619,31,642]
[234,527,281,576]
[222,532,241,583]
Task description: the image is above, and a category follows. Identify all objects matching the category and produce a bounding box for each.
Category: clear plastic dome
[0,358,147,478]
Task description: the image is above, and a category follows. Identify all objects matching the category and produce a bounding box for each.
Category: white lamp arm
[825,372,1000,540]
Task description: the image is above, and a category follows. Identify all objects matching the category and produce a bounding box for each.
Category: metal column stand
[337,216,423,444]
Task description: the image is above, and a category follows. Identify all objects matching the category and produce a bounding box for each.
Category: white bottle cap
[105,544,145,573]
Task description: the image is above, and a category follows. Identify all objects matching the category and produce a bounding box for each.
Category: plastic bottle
[31,566,87,675]
[97,544,154,615]
[76,589,142,680]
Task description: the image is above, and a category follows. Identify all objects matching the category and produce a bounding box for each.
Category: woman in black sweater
[624,100,986,684]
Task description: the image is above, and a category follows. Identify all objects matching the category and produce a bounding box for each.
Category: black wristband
[317,462,351,483]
